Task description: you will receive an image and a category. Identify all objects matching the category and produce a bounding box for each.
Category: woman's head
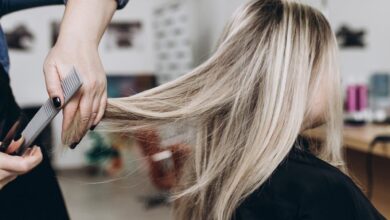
[98,0,344,219]
[216,0,339,130]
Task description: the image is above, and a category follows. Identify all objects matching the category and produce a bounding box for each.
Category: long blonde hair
[73,0,344,219]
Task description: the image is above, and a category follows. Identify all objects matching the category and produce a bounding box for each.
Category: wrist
[56,31,99,49]
[54,36,99,53]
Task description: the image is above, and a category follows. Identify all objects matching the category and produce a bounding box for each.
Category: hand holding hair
[43,0,116,148]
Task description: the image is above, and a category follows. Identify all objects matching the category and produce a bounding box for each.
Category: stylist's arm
[0,139,42,190]
[43,0,117,148]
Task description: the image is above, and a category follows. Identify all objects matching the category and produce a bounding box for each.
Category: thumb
[43,63,64,109]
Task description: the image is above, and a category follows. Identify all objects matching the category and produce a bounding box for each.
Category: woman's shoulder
[281,146,352,190]
[234,147,386,220]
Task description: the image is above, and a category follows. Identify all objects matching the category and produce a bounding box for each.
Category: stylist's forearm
[57,0,117,47]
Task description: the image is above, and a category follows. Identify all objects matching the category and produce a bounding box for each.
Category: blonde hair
[69,0,344,219]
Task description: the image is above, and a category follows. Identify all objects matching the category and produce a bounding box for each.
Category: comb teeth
[43,100,56,116]
[19,68,83,155]
[62,68,83,102]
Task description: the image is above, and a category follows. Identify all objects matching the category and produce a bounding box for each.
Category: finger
[0,170,14,180]
[20,146,42,172]
[84,81,101,131]
[0,147,43,174]
[43,62,64,109]
[71,94,94,148]
[24,146,39,158]
[0,175,17,190]
[93,91,107,128]
[62,92,81,145]
[88,94,100,130]
[21,148,32,158]
[6,137,24,155]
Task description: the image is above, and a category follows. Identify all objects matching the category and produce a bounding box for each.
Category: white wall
[191,0,390,81]
[100,0,156,74]
[191,0,250,65]
[327,0,390,82]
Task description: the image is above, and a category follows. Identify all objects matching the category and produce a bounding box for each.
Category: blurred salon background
[2,0,390,219]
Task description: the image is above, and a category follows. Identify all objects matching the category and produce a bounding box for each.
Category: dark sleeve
[1,0,129,17]
[0,0,63,17]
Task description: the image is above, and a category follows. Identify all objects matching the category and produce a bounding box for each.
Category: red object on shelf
[135,129,190,190]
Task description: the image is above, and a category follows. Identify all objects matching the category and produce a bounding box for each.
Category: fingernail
[13,133,22,141]
[52,97,62,109]
[90,125,97,131]
[70,142,79,150]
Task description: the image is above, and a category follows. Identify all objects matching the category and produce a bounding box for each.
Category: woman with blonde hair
[65,0,385,219]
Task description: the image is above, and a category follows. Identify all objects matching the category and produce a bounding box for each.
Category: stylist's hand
[44,41,107,148]
[43,0,116,148]
[0,139,43,190]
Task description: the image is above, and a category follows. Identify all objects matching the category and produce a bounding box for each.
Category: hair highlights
[80,0,344,219]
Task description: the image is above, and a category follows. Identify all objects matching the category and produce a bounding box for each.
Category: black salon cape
[233,139,386,220]
[0,66,69,220]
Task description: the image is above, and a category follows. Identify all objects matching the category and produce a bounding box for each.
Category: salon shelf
[305,124,390,160]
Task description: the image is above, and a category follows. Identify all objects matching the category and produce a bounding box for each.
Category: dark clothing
[0,66,20,138]
[234,138,386,220]
[0,147,69,220]
[0,0,129,16]
[0,0,62,16]
[0,65,69,220]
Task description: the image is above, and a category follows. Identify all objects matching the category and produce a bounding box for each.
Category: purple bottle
[346,85,357,113]
[356,85,368,111]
